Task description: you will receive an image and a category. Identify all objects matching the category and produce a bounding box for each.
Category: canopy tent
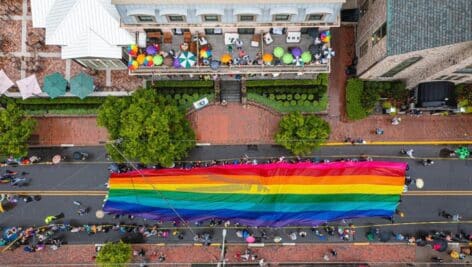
[0,69,14,95]
[43,72,67,98]
[103,161,407,227]
[70,72,94,99]
[16,74,42,100]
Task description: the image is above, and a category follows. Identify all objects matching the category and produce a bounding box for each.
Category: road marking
[324,141,472,146]
[404,191,472,196]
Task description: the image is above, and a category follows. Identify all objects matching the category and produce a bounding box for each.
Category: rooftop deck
[129,31,331,76]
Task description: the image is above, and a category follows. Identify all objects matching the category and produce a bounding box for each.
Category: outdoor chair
[164,32,173,44]
[263,32,273,45]
[147,32,162,44]
[251,34,261,47]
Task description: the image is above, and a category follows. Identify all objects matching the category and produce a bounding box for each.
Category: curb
[324,141,472,146]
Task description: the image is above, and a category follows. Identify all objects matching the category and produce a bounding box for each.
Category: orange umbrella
[220,54,232,64]
[263,53,273,63]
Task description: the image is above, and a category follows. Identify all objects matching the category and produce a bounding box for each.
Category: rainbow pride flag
[103,161,406,226]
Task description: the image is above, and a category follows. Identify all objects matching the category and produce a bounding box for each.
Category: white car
[193,97,209,110]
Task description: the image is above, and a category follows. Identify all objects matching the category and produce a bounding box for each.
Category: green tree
[0,103,36,157]
[275,112,330,156]
[96,241,132,267]
[97,89,195,166]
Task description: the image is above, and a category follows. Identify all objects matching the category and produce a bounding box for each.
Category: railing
[129,63,330,76]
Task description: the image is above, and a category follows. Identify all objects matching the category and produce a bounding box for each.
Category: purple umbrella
[146,45,157,55]
[173,57,181,68]
[292,47,302,57]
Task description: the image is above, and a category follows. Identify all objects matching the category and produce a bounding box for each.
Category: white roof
[32,0,133,59]
[61,29,123,59]
[31,0,56,28]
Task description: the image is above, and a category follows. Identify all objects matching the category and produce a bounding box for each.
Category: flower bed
[246,74,328,113]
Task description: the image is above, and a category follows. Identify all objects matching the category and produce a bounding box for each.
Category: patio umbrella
[273,47,284,58]
[137,54,146,65]
[178,51,196,69]
[16,74,42,100]
[282,53,294,64]
[415,178,424,189]
[173,57,181,68]
[70,72,94,99]
[43,72,67,99]
[153,55,163,66]
[291,47,302,57]
[128,60,139,71]
[200,48,212,58]
[0,69,14,95]
[262,53,273,63]
[210,60,220,70]
[164,56,174,67]
[301,51,312,63]
[146,45,157,55]
[220,54,232,64]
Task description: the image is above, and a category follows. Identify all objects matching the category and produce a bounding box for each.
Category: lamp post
[217,228,227,267]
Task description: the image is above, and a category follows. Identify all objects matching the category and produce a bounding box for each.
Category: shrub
[246,79,317,87]
[291,100,297,106]
[275,112,330,156]
[346,78,368,120]
[307,94,314,101]
[96,241,132,267]
[269,94,275,100]
[287,94,293,100]
[301,94,307,100]
[361,85,381,112]
[152,80,213,88]
[294,94,301,100]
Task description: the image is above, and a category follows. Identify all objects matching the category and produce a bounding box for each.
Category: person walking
[44,212,64,224]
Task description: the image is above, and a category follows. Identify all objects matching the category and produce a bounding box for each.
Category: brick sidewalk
[0,243,416,265]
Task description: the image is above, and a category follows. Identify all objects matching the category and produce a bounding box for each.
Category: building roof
[387,0,472,55]
[417,81,457,108]
[31,0,55,28]
[112,0,343,4]
[31,0,133,59]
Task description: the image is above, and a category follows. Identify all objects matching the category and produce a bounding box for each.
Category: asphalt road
[1,145,471,244]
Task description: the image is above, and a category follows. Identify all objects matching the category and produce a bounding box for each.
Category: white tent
[16,75,42,100]
[0,69,14,95]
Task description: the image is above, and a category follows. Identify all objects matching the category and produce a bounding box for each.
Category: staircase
[220,80,241,102]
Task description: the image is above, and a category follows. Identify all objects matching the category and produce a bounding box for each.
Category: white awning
[16,75,42,100]
[305,7,334,15]
[30,0,55,28]
[195,8,225,16]
[0,69,14,95]
[158,8,187,16]
[233,7,262,16]
[269,7,298,16]
[126,8,156,17]
[61,29,124,59]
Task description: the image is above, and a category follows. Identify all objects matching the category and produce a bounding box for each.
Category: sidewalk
[0,243,416,265]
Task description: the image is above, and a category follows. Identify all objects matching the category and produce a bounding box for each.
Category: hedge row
[346,78,368,120]
[160,93,214,110]
[151,80,214,88]
[156,88,213,95]
[248,93,328,113]
[246,74,328,87]
[1,96,106,105]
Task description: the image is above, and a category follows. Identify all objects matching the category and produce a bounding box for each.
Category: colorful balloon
[137,54,145,65]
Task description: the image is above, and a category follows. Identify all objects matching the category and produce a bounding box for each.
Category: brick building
[355,0,472,88]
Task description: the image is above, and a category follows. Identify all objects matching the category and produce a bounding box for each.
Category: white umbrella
[415,178,424,189]
[16,74,42,99]
[0,69,14,95]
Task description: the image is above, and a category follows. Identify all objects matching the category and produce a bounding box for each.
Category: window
[136,15,155,22]
[239,15,255,22]
[167,15,185,22]
[371,22,387,46]
[454,64,472,74]
[381,57,422,77]
[238,28,255,35]
[360,0,369,18]
[306,14,324,21]
[203,15,220,22]
[273,14,291,21]
[173,28,189,35]
[205,28,222,35]
[359,41,368,58]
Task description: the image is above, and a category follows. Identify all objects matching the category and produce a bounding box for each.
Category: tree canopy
[97,89,195,166]
[0,103,36,157]
[96,241,132,267]
[275,112,330,156]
